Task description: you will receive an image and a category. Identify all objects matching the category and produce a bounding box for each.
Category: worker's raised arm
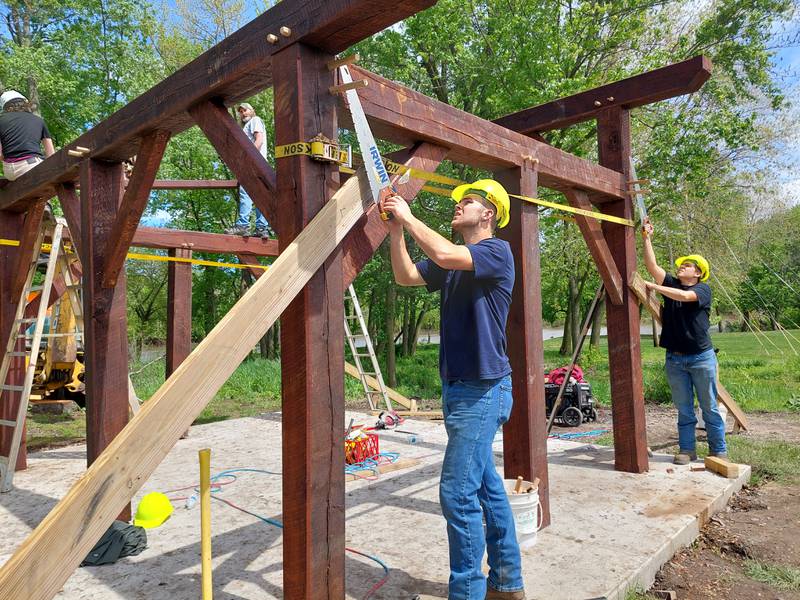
[382,193,473,271]
[642,220,666,284]
[383,196,425,286]
[42,138,55,157]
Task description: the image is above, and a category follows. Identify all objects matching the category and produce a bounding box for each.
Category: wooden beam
[344,361,416,411]
[0,167,374,600]
[166,247,192,377]
[133,226,279,256]
[0,211,28,471]
[55,183,83,262]
[10,201,47,302]
[493,56,712,134]
[190,100,279,233]
[496,164,550,527]
[273,42,345,600]
[341,142,449,287]
[103,130,171,288]
[564,188,624,305]
[348,66,628,199]
[0,0,436,213]
[79,160,131,512]
[597,107,649,474]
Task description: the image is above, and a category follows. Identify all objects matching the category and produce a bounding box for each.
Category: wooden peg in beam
[327,53,360,71]
[329,79,368,95]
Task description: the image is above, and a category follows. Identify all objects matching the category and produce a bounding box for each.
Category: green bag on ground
[81,520,147,566]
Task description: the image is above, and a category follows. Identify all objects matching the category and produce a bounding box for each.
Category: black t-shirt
[659,273,713,354]
[0,112,51,160]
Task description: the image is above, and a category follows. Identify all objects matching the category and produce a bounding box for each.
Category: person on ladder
[381,179,525,600]
[641,220,727,465]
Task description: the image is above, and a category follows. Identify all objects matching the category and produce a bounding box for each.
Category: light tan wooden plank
[344,361,416,411]
[704,455,742,478]
[0,169,374,600]
[345,457,421,481]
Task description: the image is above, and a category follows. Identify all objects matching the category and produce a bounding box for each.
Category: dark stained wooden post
[80,159,132,519]
[0,211,28,471]
[496,164,550,527]
[597,107,649,473]
[272,43,345,599]
[166,247,192,376]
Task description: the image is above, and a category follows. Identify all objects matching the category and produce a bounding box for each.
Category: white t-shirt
[243,116,267,159]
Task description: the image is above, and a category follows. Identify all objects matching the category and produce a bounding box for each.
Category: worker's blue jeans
[665,349,727,454]
[440,375,524,599]
[235,186,269,231]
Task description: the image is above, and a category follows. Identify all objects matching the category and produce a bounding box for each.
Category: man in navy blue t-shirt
[642,220,727,466]
[381,179,525,600]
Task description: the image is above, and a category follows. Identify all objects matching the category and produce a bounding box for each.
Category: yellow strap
[0,238,20,246]
[275,141,350,164]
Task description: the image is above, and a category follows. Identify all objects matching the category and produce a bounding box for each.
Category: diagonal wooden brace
[564,188,624,305]
[102,130,171,288]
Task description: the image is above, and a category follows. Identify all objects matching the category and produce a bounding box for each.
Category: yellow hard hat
[451,179,510,229]
[134,492,174,529]
[675,254,710,282]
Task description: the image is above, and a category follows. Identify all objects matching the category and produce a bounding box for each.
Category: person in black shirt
[0,90,55,181]
[642,220,727,465]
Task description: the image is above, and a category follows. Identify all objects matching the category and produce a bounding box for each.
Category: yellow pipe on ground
[199,448,213,599]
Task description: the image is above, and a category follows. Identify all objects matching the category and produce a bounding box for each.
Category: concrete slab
[0,412,749,600]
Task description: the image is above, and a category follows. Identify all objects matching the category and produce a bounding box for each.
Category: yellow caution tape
[2,238,268,271]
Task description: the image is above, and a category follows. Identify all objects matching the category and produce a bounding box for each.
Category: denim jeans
[665,348,727,454]
[235,186,269,230]
[440,375,523,599]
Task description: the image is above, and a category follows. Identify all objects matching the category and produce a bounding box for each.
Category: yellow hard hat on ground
[675,254,710,282]
[450,179,510,228]
[134,492,174,529]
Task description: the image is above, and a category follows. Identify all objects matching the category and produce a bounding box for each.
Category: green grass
[624,588,661,600]
[543,329,800,412]
[745,560,800,591]
[724,437,800,486]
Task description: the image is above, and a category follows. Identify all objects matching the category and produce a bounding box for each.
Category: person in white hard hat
[0,91,55,181]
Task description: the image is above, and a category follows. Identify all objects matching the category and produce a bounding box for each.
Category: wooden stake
[514,475,524,494]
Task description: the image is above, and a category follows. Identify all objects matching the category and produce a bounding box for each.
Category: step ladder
[343,285,392,412]
[0,216,79,492]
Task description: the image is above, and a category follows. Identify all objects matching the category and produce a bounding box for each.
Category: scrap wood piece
[0,168,374,600]
[370,409,443,418]
[628,272,749,431]
[704,456,743,479]
[345,457,421,481]
[344,361,416,411]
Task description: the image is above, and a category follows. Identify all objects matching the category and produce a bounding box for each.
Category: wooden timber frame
[0,0,715,594]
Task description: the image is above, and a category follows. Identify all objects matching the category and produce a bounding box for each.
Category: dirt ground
[562,405,800,600]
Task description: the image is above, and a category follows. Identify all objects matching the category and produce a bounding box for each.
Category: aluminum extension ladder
[0,216,82,492]
[343,285,392,412]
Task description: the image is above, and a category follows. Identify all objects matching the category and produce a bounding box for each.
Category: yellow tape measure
[292,142,633,227]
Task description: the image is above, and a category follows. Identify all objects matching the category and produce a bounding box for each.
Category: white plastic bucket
[504,479,543,549]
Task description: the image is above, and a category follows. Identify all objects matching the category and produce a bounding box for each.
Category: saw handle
[379,185,399,221]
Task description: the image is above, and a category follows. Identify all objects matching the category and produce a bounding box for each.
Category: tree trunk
[410,299,429,356]
[569,276,581,352]
[559,298,572,356]
[590,296,605,348]
[651,316,660,346]
[384,282,397,387]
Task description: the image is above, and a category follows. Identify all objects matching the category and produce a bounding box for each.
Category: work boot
[224,225,249,236]
[255,227,272,239]
[708,452,729,460]
[673,450,697,465]
[485,588,526,600]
